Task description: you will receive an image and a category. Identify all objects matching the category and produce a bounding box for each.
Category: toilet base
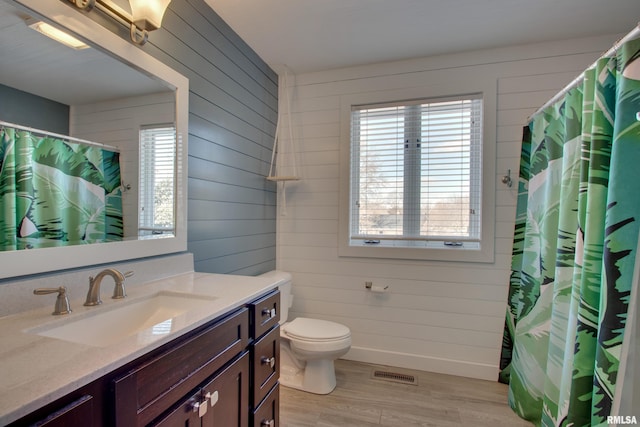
[280,343,338,394]
[280,358,337,394]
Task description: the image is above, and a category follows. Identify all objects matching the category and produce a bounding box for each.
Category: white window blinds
[139,124,176,236]
[350,94,482,248]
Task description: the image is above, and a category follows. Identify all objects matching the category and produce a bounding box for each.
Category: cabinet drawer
[250,290,280,339]
[113,308,250,427]
[32,395,94,427]
[8,378,106,427]
[253,383,279,427]
[252,325,280,406]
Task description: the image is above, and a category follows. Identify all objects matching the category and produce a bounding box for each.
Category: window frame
[338,80,496,263]
[138,123,176,236]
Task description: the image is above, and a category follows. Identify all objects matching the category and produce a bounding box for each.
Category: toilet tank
[259,270,292,323]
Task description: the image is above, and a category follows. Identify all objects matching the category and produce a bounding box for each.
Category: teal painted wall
[125,0,278,274]
[0,83,70,134]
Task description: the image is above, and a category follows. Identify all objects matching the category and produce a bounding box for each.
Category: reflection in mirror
[0,0,175,251]
[0,123,126,250]
[0,0,188,278]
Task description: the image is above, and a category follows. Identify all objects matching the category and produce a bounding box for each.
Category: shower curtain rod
[0,120,120,153]
[528,23,640,121]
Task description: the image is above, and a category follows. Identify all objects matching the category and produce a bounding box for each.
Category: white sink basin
[28,292,218,347]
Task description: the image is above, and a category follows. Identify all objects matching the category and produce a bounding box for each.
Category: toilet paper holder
[365,281,389,292]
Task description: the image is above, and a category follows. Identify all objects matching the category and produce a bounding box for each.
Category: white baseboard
[342,346,499,382]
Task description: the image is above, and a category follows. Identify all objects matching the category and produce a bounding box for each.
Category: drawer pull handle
[261,356,276,368]
[191,400,208,417]
[261,419,275,427]
[261,308,277,319]
[207,390,219,407]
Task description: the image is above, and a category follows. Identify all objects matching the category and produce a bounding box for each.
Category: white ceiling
[0,1,169,106]
[206,0,640,74]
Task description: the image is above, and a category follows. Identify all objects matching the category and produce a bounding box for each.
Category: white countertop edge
[0,271,282,425]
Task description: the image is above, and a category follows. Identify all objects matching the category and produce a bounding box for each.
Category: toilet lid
[283,317,351,341]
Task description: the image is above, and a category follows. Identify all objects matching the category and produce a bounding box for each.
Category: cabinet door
[252,325,280,406]
[151,391,200,427]
[151,353,249,427]
[201,352,250,427]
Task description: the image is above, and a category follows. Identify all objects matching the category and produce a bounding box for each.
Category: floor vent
[371,369,418,385]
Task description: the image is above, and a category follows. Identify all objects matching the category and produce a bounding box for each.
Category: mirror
[0,0,188,278]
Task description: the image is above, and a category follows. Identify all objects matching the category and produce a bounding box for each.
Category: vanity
[1,271,282,426]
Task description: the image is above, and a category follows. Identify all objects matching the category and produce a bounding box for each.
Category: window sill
[338,241,494,263]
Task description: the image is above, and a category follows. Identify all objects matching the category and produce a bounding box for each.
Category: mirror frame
[1,0,189,279]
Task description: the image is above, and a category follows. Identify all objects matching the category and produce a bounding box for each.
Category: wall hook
[502,169,513,187]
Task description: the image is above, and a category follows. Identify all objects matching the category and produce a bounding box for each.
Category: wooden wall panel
[135,0,278,273]
[276,33,625,380]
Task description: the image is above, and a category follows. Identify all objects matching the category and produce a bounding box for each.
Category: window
[139,124,175,236]
[345,93,491,260]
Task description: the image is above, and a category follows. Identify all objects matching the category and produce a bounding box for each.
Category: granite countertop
[0,272,282,425]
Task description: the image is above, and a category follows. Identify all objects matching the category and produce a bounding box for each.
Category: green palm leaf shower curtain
[0,127,123,250]
[500,38,640,426]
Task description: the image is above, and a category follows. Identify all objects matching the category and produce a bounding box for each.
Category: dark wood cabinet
[248,291,281,426]
[152,352,250,427]
[249,291,280,339]
[252,326,280,406]
[113,308,250,427]
[253,384,279,427]
[9,290,280,427]
[201,352,250,427]
[151,390,200,427]
[28,395,94,427]
[7,376,106,427]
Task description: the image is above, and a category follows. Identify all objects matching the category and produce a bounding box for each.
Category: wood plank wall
[132,0,279,275]
[275,34,626,380]
[55,0,277,275]
[71,92,175,238]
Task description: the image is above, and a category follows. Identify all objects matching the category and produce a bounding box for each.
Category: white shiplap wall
[276,34,625,381]
[70,92,174,238]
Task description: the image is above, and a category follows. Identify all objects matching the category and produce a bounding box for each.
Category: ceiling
[206,0,640,74]
[0,1,169,106]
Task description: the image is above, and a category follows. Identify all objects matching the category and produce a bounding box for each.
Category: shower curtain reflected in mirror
[0,127,123,251]
[500,38,640,426]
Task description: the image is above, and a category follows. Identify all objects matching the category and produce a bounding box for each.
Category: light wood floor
[279,359,533,427]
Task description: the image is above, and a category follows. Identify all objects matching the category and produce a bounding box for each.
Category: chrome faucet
[84,268,133,306]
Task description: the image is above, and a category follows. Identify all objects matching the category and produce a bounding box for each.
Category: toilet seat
[283,317,351,342]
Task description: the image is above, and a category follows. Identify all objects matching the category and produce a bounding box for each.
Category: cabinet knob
[261,307,276,319]
[261,419,275,427]
[261,356,276,368]
[191,400,208,417]
[207,390,219,407]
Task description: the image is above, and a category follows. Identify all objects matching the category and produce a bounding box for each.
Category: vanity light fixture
[68,0,172,46]
[27,20,90,50]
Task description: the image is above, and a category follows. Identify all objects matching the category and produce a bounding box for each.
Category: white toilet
[261,271,352,394]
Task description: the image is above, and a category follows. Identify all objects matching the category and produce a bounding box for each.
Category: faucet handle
[34,286,72,315]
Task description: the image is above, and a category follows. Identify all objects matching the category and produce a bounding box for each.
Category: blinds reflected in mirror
[139,124,176,236]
